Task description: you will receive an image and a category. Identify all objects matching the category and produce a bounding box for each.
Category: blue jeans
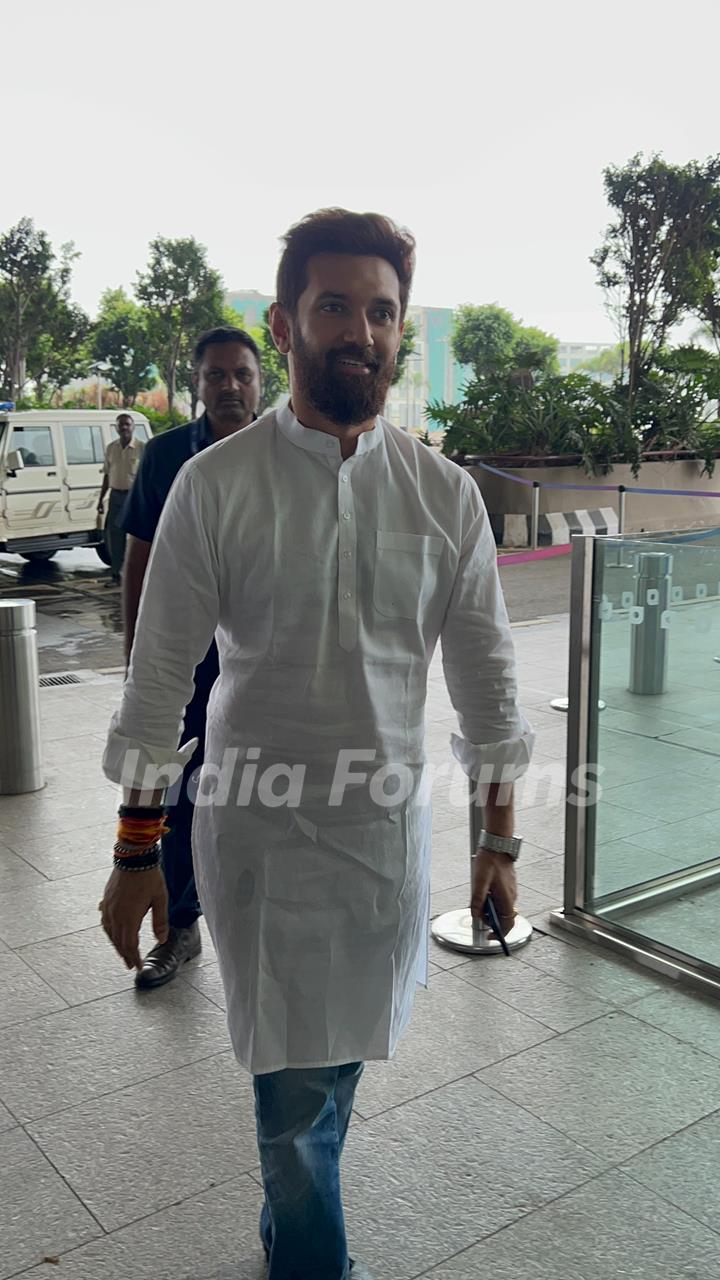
[253,1061,364,1280]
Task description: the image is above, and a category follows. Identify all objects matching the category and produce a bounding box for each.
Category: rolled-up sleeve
[441,477,534,782]
[103,461,220,790]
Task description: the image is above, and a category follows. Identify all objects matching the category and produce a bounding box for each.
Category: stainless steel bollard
[0,599,44,794]
[628,552,672,695]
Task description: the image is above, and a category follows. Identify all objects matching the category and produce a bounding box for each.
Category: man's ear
[269,302,292,356]
[191,366,199,390]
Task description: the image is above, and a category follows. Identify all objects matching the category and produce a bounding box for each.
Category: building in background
[557,341,614,375]
[226,291,467,432]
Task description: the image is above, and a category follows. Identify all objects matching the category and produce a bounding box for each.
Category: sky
[5,0,719,344]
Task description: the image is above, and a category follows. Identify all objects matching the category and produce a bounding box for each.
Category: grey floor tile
[0,867,110,947]
[479,1011,720,1161]
[517,854,563,901]
[664,724,720,754]
[28,1052,258,1232]
[0,786,115,840]
[519,933,664,1004]
[428,931,475,971]
[627,986,720,1060]
[16,918,193,1006]
[1,820,117,879]
[589,838,683,899]
[0,843,47,892]
[19,1174,266,1280]
[0,1127,101,1280]
[40,733,108,769]
[622,1109,720,1235]
[354,970,553,1120]
[603,772,720,823]
[622,807,720,861]
[0,982,230,1123]
[0,948,68,1028]
[0,1099,17,1132]
[343,1075,605,1280]
[453,953,614,1033]
[594,802,666,846]
[422,1169,720,1279]
[180,959,226,1010]
[513,800,564,856]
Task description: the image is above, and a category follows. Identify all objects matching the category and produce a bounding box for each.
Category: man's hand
[471,848,517,938]
[98,865,169,971]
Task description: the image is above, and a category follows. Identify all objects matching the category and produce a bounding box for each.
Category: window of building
[12,426,55,467]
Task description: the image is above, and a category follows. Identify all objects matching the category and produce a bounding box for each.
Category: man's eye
[320,303,344,314]
[374,309,393,323]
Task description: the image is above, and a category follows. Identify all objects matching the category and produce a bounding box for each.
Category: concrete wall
[467,457,720,537]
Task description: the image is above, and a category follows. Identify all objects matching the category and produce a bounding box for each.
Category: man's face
[283,254,403,427]
[116,417,133,445]
[195,342,261,429]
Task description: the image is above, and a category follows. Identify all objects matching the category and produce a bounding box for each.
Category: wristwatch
[476,829,523,862]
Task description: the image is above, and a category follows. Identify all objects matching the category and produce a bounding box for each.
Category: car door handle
[47,471,57,476]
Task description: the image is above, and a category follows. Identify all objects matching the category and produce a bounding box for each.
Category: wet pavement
[0,546,573,676]
[0,549,125,674]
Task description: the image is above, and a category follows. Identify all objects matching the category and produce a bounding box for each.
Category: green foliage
[592,153,720,402]
[29,299,91,405]
[578,343,627,379]
[393,317,417,386]
[91,288,156,406]
[136,236,225,414]
[450,303,558,385]
[0,218,83,401]
[137,405,186,434]
[252,308,289,411]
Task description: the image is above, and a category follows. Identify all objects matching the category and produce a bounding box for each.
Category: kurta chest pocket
[374,531,445,620]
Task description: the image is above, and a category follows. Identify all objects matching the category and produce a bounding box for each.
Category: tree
[392,316,417,386]
[591,153,720,409]
[136,236,225,415]
[91,288,156,406]
[0,217,79,401]
[578,343,628,381]
[252,308,289,412]
[450,303,558,384]
[29,299,91,405]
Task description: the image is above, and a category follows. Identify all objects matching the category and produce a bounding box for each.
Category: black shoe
[135,922,202,990]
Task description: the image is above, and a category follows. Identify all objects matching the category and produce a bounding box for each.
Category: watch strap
[477,829,522,861]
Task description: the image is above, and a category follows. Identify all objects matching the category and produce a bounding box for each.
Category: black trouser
[106,489,129,576]
[162,644,219,929]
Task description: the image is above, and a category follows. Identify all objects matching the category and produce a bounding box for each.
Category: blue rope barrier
[471,459,720,498]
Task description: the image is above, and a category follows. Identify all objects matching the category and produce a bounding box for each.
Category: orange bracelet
[116,816,169,847]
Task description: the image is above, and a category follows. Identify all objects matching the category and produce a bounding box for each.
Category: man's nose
[342,311,373,349]
[219,372,242,392]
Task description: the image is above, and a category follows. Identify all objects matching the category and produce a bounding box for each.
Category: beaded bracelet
[114,840,161,859]
[113,855,161,873]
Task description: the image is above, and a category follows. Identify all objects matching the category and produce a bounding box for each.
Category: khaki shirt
[104,437,144,491]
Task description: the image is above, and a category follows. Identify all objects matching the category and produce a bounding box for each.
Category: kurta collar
[277,398,383,457]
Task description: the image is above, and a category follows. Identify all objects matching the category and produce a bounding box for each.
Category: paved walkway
[2,615,720,1278]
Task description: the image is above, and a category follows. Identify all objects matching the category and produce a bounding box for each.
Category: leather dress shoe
[135,921,202,990]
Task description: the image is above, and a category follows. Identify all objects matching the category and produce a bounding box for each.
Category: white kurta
[104,402,533,1074]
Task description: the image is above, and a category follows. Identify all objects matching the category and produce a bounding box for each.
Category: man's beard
[291,329,395,427]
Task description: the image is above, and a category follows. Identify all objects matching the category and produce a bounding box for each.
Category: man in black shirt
[120,326,262,988]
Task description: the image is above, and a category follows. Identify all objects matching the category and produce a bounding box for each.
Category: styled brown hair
[276,208,416,320]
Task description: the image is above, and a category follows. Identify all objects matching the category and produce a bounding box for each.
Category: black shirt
[120,413,214,544]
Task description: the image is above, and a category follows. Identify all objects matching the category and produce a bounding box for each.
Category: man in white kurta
[100,210,532,1280]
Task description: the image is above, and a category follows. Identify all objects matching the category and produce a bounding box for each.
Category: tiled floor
[1,616,720,1278]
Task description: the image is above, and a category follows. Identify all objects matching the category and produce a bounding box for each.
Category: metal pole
[628,551,672,695]
[530,481,540,550]
[617,485,626,536]
[0,600,44,795]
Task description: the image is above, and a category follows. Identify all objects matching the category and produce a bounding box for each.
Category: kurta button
[343,591,352,599]
[343,512,351,520]
[341,475,349,483]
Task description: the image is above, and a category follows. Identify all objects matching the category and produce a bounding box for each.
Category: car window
[12,426,56,467]
[63,424,104,464]
[133,421,150,442]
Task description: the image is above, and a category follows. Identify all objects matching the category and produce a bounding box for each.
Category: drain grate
[39,673,84,688]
